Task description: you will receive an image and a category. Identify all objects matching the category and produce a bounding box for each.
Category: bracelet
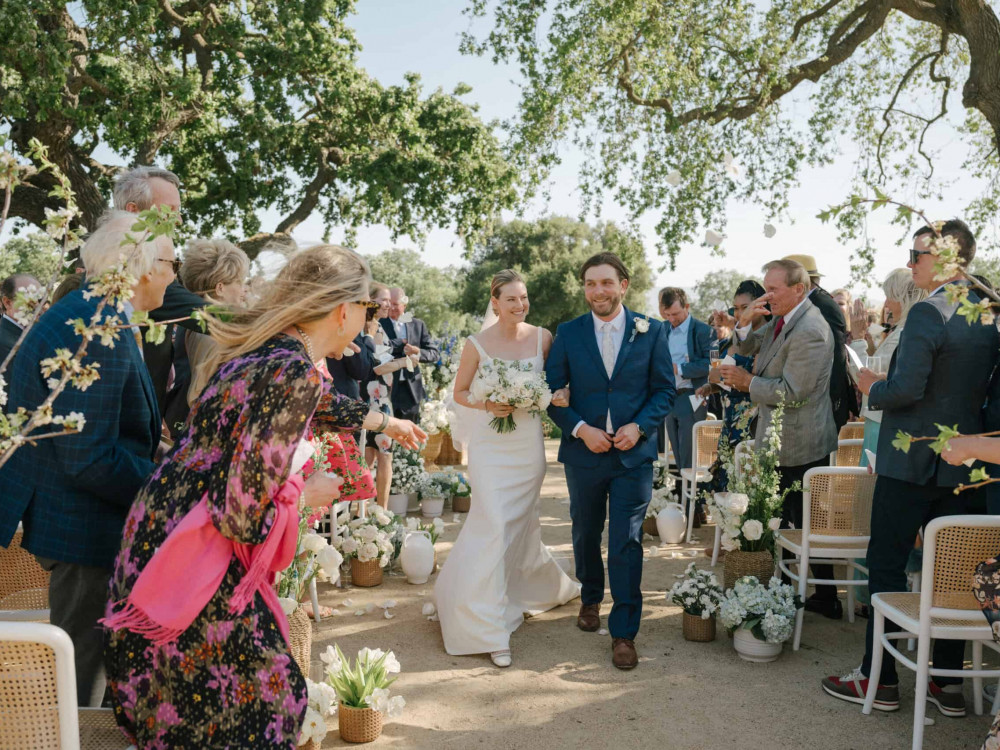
[372,411,390,433]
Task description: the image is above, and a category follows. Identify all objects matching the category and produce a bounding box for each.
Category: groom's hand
[551,388,570,407]
[579,424,613,453]
[612,423,641,451]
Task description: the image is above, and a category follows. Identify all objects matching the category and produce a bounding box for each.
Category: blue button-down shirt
[668,314,692,389]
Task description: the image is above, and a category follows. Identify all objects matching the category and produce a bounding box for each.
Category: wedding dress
[435,327,581,656]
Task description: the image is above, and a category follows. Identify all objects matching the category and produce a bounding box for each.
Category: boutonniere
[629,317,650,343]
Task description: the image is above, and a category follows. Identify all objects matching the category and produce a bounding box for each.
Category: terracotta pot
[338,703,384,743]
[682,612,716,642]
[350,557,384,587]
[452,494,471,513]
[642,517,659,537]
[723,549,775,590]
[421,431,444,465]
[733,627,783,663]
[287,605,312,677]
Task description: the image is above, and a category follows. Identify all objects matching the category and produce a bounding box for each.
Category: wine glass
[866,355,885,375]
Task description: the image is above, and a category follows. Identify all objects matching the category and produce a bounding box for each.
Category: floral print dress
[104,334,367,749]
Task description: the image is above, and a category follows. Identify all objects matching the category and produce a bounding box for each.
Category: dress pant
[861,475,983,685]
[664,390,706,471]
[778,455,837,600]
[36,557,111,705]
[565,458,653,640]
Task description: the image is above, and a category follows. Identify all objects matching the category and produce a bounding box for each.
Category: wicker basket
[724,550,775,590]
[436,435,463,466]
[642,517,659,537]
[339,703,384,743]
[682,612,717,642]
[452,494,471,513]
[287,605,312,677]
[350,557,384,587]
[421,431,444,466]
[300,739,321,750]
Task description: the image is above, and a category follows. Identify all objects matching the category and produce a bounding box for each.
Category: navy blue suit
[546,307,675,638]
[0,289,159,568]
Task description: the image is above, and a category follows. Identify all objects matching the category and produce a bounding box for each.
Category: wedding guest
[381,286,439,422]
[0,273,40,364]
[51,272,84,305]
[832,287,852,325]
[823,219,999,717]
[659,287,714,474]
[0,210,177,705]
[103,245,426,748]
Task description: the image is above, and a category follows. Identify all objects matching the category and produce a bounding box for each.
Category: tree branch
[275,148,337,234]
[875,48,940,182]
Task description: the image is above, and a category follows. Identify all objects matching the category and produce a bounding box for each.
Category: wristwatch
[636,425,647,442]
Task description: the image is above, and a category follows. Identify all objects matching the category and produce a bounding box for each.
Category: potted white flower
[448,470,472,513]
[419,397,451,465]
[319,645,405,744]
[420,472,454,518]
[388,446,426,515]
[336,515,397,587]
[667,562,724,642]
[644,481,677,537]
[719,575,803,662]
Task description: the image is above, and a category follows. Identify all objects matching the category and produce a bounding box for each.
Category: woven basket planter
[436,435,463,466]
[724,550,775,590]
[300,739,321,750]
[421,431,444,466]
[287,606,312,677]
[642,517,659,537]
[452,494,471,513]
[339,703,384,743]
[682,612,717,642]
[350,557,384,588]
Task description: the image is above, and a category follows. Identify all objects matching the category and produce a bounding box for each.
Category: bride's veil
[445,300,496,451]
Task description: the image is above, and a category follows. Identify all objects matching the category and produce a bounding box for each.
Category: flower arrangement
[300,678,339,746]
[719,575,803,643]
[405,515,445,544]
[425,471,459,498]
[652,459,674,491]
[422,330,462,397]
[321,644,405,717]
[336,514,398,568]
[668,562,724,620]
[390,446,426,494]
[706,398,796,553]
[419,397,451,435]
[645,482,678,520]
[468,358,552,434]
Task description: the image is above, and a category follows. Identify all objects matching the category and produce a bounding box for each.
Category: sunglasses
[909,249,933,265]
[158,258,183,274]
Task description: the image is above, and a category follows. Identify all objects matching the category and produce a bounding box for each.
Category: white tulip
[767,517,782,531]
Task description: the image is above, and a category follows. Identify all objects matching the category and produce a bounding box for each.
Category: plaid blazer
[0,289,158,568]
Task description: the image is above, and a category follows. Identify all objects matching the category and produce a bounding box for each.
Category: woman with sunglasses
[103,245,425,749]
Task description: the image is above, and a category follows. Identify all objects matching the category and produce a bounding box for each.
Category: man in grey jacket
[719,258,841,616]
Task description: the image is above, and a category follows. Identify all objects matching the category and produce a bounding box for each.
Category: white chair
[710,440,751,567]
[863,515,1000,749]
[0,526,51,621]
[775,466,876,650]
[0,621,124,749]
[681,420,722,543]
[838,421,865,441]
[831,438,864,468]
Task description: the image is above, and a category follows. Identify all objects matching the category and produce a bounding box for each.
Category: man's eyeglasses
[909,249,933,265]
[158,258,183,274]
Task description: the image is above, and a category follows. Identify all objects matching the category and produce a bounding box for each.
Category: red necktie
[772,317,785,341]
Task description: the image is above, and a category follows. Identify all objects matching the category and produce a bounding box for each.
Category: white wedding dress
[435,327,581,656]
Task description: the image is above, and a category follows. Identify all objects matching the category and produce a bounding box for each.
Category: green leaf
[970,467,991,484]
[892,431,913,454]
[929,424,961,455]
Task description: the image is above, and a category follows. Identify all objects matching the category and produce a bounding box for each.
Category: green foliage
[459,216,654,334]
[690,269,759,323]
[929,424,961,455]
[970,467,991,484]
[892,431,913,454]
[0,232,63,284]
[365,248,476,335]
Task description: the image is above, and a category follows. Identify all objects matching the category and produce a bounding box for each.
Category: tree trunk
[955,0,1000,154]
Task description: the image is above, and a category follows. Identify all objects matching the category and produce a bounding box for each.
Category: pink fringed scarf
[101,475,305,648]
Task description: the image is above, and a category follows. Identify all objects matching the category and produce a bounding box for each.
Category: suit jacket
[810,286,857,428]
[380,316,439,414]
[142,280,209,416]
[669,315,715,416]
[735,298,838,467]
[0,315,23,366]
[325,333,374,401]
[870,287,1000,487]
[0,289,159,567]
[546,308,676,469]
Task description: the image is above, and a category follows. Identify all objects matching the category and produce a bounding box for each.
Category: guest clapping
[381,286,439,422]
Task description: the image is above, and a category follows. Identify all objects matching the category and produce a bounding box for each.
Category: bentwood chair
[832,438,864,468]
[775,466,877,650]
[682,420,722,543]
[0,526,51,621]
[838,421,865,441]
[0,621,125,750]
[863,515,1000,749]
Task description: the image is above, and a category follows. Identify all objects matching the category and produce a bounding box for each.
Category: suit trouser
[861,475,983,685]
[778,457,837,600]
[665,392,706,471]
[36,557,110,705]
[391,382,420,423]
[565,459,653,640]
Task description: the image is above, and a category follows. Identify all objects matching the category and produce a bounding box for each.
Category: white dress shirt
[668,314,693,389]
[572,306,626,438]
[1,313,23,330]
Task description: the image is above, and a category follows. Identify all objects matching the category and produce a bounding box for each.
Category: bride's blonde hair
[193,244,370,395]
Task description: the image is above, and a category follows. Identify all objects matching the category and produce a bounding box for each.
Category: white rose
[720,533,739,552]
[358,525,378,542]
[340,538,359,555]
[724,493,750,515]
[634,318,650,334]
[767,517,782,532]
[300,532,327,554]
[315,545,343,578]
[742,519,764,541]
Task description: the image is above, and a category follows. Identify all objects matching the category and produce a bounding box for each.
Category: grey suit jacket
[735,298,838,467]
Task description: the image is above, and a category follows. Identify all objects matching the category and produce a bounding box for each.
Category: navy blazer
[0,315,22,366]
[380,317,439,408]
[0,289,159,567]
[546,307,676,469]
[670,315,715,414]
[325,333,374,401]
[870,287,1000,487]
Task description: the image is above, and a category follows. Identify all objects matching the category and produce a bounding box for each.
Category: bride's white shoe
[490,650,512,668]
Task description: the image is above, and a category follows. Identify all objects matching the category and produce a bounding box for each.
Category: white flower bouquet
[668,562,724,619]
[319,644,405,720]
[645,484,678,520]
[390,446,426,494]
[468,358,553,434]
[419,397,451,435]
[719,575,803,643]
[336,514,398,568]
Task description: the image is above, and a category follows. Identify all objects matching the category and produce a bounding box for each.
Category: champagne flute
[866,355,885,375]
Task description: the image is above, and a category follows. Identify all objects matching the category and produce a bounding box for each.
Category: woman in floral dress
[103,245,425,749]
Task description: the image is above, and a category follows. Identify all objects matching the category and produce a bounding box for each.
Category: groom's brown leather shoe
[612,638,638,670]
[576,603,600,632]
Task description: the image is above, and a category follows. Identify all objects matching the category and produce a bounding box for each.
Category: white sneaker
[490,650,512,668]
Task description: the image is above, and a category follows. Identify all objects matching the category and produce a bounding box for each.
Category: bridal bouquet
[469,359,553,434]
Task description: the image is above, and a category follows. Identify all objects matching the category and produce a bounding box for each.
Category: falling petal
[763,223,777,238]
[330,609,341,617]
[723,151,741,178]
[649,546,659,555]
[705,230,724,247]
[384,610,395,620]
[342,598,354,607]
[598,628,609,636]
[427,614,440,622]
[379,600,397,609]
[665,169,681,187]
[354,610,365,616]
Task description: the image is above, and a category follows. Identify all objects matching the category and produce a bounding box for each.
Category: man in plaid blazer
[0,211,176,704]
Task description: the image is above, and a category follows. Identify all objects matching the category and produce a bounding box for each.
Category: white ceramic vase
[733,628,783,663]
[421,496,445,518]
[387,493,409,516]
[400,530,435,584]
[656,502,687,544]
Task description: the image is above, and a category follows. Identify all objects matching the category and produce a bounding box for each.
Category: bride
[435,269,581,668]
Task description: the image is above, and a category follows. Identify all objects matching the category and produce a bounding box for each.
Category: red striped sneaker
[821,667,900,712]
[927,680,966,718]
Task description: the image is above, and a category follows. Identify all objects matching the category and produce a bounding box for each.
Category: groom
[546,252,675,669]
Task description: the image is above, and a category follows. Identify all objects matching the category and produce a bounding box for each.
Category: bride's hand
[384,418,427,450]
[485,400,515,418]
[551,388,570,407]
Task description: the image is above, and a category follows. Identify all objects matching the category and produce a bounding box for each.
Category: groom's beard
[587,293,623,318]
